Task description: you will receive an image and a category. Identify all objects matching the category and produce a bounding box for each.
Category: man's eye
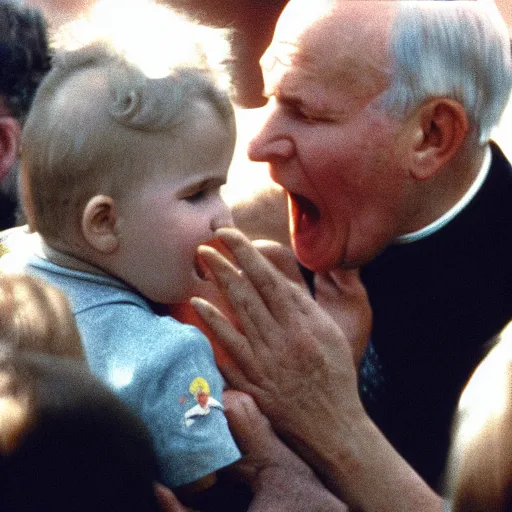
[297,109,316,122]
[287,103,319,123]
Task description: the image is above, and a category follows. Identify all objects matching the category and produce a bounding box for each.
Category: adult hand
[223,389,348,512]
[170,238,307,365]
[191,228,365,463]
[315,268,372,366]
[154,483,191,512]
[254,239,372,365]
[192,228,444,512]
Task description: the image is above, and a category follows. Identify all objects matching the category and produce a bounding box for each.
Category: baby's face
[113,100,235,304]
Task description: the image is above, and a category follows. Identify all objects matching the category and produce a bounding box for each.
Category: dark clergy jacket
[359,141,512,490]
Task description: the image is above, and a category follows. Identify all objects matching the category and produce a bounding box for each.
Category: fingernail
[197,244,215,255]
[190,296,211,313]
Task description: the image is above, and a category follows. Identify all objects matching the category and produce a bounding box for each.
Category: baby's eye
[184,189,207,203]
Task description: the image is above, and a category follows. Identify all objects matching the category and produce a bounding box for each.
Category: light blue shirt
[26,255,241,488]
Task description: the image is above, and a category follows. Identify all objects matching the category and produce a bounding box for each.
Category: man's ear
[407,98,469,181]
[81,195,119,254]
[0,117,20,183]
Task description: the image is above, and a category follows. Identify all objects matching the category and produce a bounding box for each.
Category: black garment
[0,187,18,229]
[359,142,512,490]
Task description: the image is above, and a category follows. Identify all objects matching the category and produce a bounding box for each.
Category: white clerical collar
[395,145,492,244]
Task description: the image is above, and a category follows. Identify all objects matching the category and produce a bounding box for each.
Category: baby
[19,37,241,502]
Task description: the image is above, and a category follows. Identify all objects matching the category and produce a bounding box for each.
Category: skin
[179,235,371,365]
[154,484,189,512]
[191,228,443,512]
[223,390,348,512]
[248,1,413,271]
[496,0,512,27]
[154,389,349,511]
[21,1,502,508]
[91,100,235,305]
[40,96,236,500]
[24,0,95,30]
[0,97,21,186]
[186,1,494,509]
[248,1,478,271]
[447,322,512,511]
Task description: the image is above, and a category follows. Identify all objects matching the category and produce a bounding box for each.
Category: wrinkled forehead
[261,1,334,76]
[261,1,395,98]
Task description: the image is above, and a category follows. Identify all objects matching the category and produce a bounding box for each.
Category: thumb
[153,483,190,512]
[315,268,372,366]
[316,267,364,296]
[223,389,273,452]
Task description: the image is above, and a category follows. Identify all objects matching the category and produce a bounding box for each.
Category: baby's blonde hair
[22,4,234,247]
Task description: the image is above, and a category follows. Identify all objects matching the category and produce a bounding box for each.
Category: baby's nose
[210,207,234,231]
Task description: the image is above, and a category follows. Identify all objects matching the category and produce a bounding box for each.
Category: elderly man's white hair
[376,0,512,144]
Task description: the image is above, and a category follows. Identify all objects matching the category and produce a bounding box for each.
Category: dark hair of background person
[0,1,51,230]
[0,1,51,122]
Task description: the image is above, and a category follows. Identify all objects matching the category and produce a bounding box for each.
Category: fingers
[153,483,190,512]
[314,269,372,366]
[196,244,277,336]
[190,297,259,386]
[189,297,248,351]
[193,228,360,441]
[222,394,350,512]
[189,297,266,391]
[208,228,316,321]
[316,268,364,297]
[223,390,313,482]
[223,390,273,451]
[253,239,307,289]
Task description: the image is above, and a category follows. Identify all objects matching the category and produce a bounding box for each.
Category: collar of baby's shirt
[41,241,112,278]
[40,242,155,309]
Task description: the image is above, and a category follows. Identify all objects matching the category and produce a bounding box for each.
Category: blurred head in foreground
[0,350,162,512]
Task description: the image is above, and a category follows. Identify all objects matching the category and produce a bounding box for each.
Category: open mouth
[289,192,320,235]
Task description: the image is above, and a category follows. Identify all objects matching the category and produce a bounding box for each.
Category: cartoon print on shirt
[184,377,223,427]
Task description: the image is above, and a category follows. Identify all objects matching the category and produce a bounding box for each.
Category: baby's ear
[81,195,119,254]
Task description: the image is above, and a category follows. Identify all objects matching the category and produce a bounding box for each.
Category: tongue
[291,194,320,235]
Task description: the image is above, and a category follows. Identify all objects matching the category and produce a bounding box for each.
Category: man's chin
[292,242,343,273]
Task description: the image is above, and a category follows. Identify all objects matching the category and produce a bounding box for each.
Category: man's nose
[247,117,294,164]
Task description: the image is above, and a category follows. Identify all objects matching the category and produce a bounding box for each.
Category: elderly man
[191,1,512,510]
[0,1,50,230]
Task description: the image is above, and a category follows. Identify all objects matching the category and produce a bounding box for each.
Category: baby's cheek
[169,238,241,366]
